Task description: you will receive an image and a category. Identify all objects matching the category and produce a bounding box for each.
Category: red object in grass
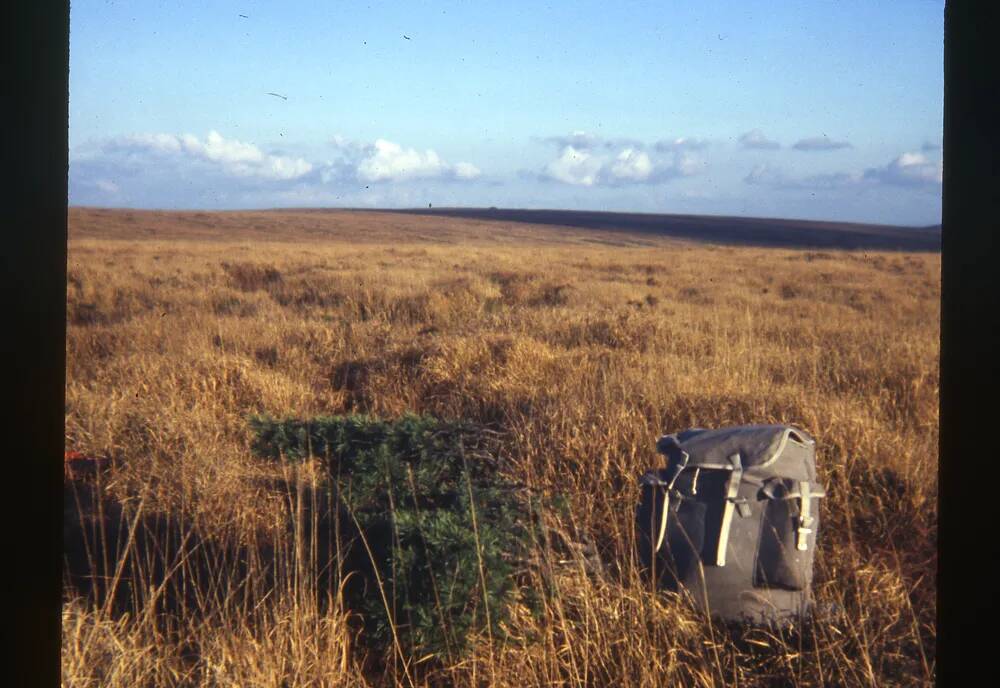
[64,450,110,480]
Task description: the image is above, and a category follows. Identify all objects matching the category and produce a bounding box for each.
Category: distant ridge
[387,207,941,251]
[68,206,942,251]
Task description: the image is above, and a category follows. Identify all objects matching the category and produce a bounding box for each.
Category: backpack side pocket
[753,479,824,590]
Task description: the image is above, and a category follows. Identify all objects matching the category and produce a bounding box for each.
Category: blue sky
[69,1,944,225]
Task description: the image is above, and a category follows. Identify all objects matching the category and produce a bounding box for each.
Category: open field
[64,207,939,686]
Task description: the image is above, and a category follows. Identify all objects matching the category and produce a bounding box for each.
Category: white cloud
[193,131,266,165]
[655,137,709,152]
[541,132,708,155]
[356,139,480,182]
[357,140,441,180]
[792,136,852,151]
[453,161,483,180]
[106,130,313,180]
[739,129,781,150]
[607,148,653,182]
[747,151,941,192]
[863,152,942,187]
[261,156,315,180]
[674,152,702,177]
[122,133,183,153]
[539,141,700,187]
[541,131,603,150]
[543,145,603,186]
[86,132,482,199]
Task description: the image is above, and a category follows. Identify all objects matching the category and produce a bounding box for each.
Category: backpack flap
[670,425,816,481]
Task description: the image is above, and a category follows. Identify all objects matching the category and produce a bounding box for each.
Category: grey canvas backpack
[636,425,825,624]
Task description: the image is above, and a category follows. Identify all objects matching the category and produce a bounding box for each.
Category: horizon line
[68,204,941,231]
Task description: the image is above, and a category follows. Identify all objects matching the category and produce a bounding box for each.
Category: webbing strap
[654,489,670,552]
[715,453,743,566]
[796,480,815,551]
[652,450,690,553]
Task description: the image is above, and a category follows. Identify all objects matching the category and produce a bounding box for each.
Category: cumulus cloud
[654,137,709,152]
[357,140,446,181]
[453,161,483,180]
[791,136,852,151]
[89,131,483,192]
[542,145,603,186]
[746,151,942,192]
[70,130,490,209]
[355,139,480,182]
[116,133,184,154]
[539,132,708,155]
[106,130,314,180]
[540,131,604,151]
[739,129,780,150]
[538,142,700,187]
[607,148,654,182]
[863,152,942,187]
[532,132,706,186]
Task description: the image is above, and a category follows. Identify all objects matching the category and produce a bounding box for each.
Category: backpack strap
[646,445,690,553]
[796,480,818,551]
[715,453,749,566]
[654,487,670,552]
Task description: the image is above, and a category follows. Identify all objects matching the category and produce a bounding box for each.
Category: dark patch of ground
[387,207,941,251]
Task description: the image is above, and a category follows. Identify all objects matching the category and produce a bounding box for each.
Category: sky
[68,1,945,226]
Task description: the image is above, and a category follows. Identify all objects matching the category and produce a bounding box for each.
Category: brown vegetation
[65,208,939,686]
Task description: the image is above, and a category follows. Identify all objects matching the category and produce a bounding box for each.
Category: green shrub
[249,413,528,662]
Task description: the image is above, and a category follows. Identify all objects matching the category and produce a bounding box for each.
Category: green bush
[249,413,528,662]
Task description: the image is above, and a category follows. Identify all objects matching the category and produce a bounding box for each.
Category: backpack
[636,424,825,624]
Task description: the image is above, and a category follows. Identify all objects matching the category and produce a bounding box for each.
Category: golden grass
[64,208,939,686]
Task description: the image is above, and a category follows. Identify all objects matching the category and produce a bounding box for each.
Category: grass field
[64,207,939,687]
